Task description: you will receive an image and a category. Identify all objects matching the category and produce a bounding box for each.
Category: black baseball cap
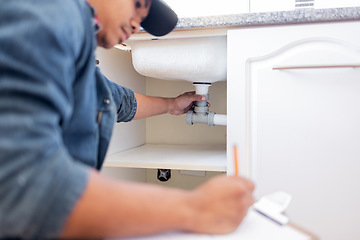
[140,0,178,37]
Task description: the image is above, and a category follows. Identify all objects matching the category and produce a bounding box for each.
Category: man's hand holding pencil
[183,145,255,235]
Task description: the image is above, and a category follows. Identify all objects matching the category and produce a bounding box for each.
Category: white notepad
[211,209,310,240]
[113,209,310,240]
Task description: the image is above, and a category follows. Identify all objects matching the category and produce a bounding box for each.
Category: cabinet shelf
[104,144,226,171]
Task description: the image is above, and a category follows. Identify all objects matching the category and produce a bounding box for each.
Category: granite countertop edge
[174,7,360,30]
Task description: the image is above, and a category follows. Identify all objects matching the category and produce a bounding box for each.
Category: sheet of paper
[110,210,310,240]
[211,210,310,240]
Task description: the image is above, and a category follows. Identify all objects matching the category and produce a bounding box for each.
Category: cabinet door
[227,22,360,240]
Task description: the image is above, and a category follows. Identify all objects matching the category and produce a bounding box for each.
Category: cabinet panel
[316,0,360,9]
[105,144,226,171]
[250,0,296,12]
[164,0,249,17]
[250,0,360,12]
[228,22,360,240]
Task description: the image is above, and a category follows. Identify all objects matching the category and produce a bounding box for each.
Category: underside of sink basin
[129,36,227,83]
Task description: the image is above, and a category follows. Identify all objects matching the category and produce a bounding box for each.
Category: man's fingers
[188,94,206,102]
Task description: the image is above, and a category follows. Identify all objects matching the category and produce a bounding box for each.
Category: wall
[145,78,227,145]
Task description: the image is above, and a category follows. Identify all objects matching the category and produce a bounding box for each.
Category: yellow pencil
[234,145,239,176]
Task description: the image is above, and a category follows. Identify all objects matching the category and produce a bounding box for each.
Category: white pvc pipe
[213,114,227,126]
[194,83,211,95]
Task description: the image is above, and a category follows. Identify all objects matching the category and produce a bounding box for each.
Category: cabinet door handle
[273,65,360,70]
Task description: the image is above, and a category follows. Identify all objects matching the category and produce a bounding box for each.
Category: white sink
[128,36,227,83]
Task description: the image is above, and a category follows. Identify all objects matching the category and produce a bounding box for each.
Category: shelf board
[104,144,227,171]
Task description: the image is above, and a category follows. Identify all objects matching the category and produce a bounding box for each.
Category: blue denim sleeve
[0,1,89,238]
[103,75,138,122]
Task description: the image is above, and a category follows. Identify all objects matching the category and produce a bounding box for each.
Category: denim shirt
[0,0,136,238]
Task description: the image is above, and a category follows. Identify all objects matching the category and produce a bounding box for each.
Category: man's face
[96,0,151,49]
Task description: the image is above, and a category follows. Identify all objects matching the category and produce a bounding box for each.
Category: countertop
[174,7,360,30]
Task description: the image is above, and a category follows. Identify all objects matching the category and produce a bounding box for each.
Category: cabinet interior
[96,46,227,178]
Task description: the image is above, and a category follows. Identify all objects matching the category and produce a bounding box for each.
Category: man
[0,0,254,238]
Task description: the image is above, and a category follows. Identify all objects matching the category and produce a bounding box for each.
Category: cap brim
[140,0,178,37]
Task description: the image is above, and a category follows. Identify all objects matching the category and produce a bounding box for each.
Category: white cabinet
[250,0,360,12]
[250,0,298,12]
[227,21,360,240]
[316,0,360,9]
[164,0,249,17]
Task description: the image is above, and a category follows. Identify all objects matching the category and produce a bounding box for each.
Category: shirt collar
[86,0,102,33]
